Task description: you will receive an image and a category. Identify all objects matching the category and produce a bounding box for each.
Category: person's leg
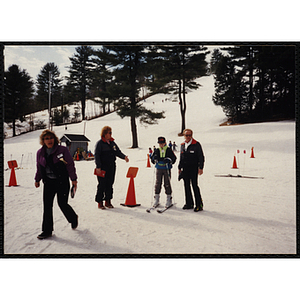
[57,180,78,226]
[163,169,172,195]
[42,180,56,234]
[154,169,163,195]
[191,169,203,209]
[104,166,116,207]
[183,175,194,208]
[95,176,105,203]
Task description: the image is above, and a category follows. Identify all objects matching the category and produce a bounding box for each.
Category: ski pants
[42,178,77,233]
[182,167,203,208]
[95,165,116,202]
[155,169,172,195]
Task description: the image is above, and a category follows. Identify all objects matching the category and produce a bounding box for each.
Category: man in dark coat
[178,129,205,212]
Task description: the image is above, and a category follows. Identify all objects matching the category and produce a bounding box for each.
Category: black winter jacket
[95,137,126,169]
[178,139,205,170]
[151,146,176,169]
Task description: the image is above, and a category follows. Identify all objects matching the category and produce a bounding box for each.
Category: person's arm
[63,147,78,181]
[34,150,42,187]
[109,141,129,162]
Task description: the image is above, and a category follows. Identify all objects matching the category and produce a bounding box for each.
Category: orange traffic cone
[250,147,255,158]
[76,153,79,161]
[123,177,140,207]
[147,154,151,168]
[121,167,140,207]
[9,167,17,186]
[232,155,238,169]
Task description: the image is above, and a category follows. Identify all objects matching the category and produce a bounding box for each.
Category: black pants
[95,166,116,202]
[183,167,203,208]
[42,178,77,233]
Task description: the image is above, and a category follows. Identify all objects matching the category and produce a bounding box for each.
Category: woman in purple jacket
[34,129,78,239]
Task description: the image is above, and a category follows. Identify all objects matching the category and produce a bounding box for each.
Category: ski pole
[150,162,156,207]
[20,154,24,169]
[243,150,246,175]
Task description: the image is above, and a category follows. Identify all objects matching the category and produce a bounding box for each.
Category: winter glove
[163,157,172,164]
[178,170,184,181]
[151,155,158,164]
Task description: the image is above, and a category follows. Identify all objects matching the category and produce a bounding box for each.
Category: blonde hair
[39,129,60,146]
[183,129,193,136]
[101,126,112,137]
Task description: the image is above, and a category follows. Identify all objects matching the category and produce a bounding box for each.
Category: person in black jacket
[178,129,205,212]
[94,126,129,209]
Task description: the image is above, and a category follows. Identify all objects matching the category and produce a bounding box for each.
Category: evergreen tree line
[4,45,295,144]
[4,45,209,147]
[211,45,295,124]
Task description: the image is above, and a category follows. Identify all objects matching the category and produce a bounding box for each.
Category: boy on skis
[151,136,177,208]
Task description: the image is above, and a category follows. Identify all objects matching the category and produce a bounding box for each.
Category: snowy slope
[3,75,296,254]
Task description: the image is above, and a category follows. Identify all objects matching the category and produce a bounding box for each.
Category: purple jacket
[35,144,77,182]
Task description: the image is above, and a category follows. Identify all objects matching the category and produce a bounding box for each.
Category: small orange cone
[76,153,80,161]
[8,160,18,186]
[250,147,255,158]
[121,167,140,207]
[232,155,238,169]
[9,167,18,186]
[147,154,151,168]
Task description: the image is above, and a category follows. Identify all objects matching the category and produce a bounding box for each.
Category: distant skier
[178,129,205,212]
[149,147,153,158]
[168,140,173,148]
[151,136,176,208]
[172,141,177,152]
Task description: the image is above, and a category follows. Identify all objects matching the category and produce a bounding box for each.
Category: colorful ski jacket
[151,145,176,169]
[178,138,205,170]
[35,144,77,183]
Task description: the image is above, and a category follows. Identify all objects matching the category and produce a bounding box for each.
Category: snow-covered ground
[4,75,296,255]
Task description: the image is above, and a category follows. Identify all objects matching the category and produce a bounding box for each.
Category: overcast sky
[4,45,79,82]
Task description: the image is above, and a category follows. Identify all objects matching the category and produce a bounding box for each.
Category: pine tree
[213,54,247,123]
[36,62,63,111]
[90,46,115,115]
[4,64,34,136]
[67,46,94,120]
[213,45,295,123]
[147,45,208,134]
[106,45,165,148]
[210,48,223,74]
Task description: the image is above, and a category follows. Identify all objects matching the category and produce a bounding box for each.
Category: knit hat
[157,136,166,144]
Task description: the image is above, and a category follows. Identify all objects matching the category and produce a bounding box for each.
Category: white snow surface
[4,75,296,255]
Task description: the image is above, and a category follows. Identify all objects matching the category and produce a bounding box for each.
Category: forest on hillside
[3,44,295,140]
[211,45,295,124]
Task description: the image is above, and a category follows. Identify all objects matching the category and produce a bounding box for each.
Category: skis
[146,203,160,213]
[157,203,175,213]
[146,203,175,213]
[215,174,264,179]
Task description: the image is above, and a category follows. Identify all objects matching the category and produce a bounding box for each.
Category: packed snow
[4,75,296,255]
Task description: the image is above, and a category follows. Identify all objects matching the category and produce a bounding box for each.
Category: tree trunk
[179,79,186,135]
[130,115,138,148]
[12,118,16,137]
[81,82,86,120]
[81,97,85,120]
[248,47,254,116]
